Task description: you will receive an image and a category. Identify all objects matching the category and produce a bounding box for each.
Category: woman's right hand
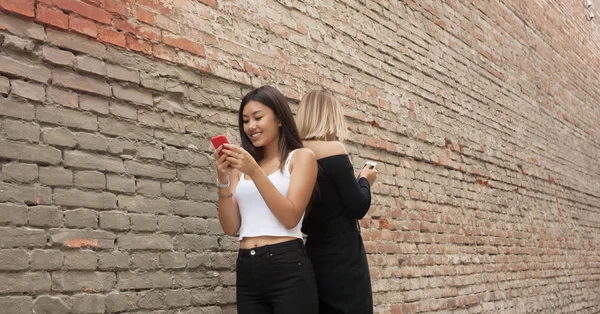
[359,166,377,186]
[214,145,232,182]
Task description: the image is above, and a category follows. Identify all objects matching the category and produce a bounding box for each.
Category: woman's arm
[250,148,318,229]
[215,145,241,236]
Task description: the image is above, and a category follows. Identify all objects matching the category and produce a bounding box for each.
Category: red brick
[36,4,68,29]
[55,0,111,24]
[98,26,126,47]
[199,0,217,8]
[126,35,152,54]
[152,44,179,62]
[102,0,128,16]
[132,5,154,25]
[137,0,170,14]
[0,0,35,17]
[162,33,205,57]
[137,25,161,42]
[69,15,97,38]
[112,18,136,34]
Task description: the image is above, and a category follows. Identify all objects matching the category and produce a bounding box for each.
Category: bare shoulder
[289,148,316,171]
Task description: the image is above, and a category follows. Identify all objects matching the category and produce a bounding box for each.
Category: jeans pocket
[270,248,305,267]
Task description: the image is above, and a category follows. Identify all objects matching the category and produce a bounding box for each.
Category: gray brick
[174,272,218,289]
[140,71,166,90]
[34,296,71,314]
[105,292,139,313]
[137,179,161,196]
[0,181,52,205]
[51,272,116,292]
[208,219,222,235]
[113,84,153,106]
[118,234,173,250]
[166,289,192,307]
[36,105,98,131]
[75,56,106,76]
[117,271,172,290]
[0,98,35,120]
[158,215,184,233]
[76,132,108,151]
[140,290,169,310]
[3,119,40,142]
[64,251,98,270]
[72,294,105,314]
[191,152,210,167]
[47,86,78,108]
[79,95,109,115]
[137,145,164,160]
[11,80,45,102]
[31,250,63,270]
[47,28,106,58]
[155,130,204,149]
[0,203,27,225]
[28,206,64,227]
[0,162,38,182]
[131,252,160,270]
[162,181,186,198]
[185,184,216,201]
[177,167,212,183]
[65,150,125,173]
[106,175,136,193]
[98,251,129,270]
[183,217,209,234]
[40,167,73,186]
[107,138,135,155]
[2,33,35,51]
[138,110,163,127]
[65,208,98,229]
[0,55,51,83]
[171,200,216,217]
[0,296,33,314]
[74,171,106,189]
[0,249,29,270]
[118,195,171,214]
[53,70,111,97]
[0,272,50,294]
[130,213,158,232]
[41,45,75,67]
[99,117,153,141]
[0,75,9,95]
[165,146,191,164]
[109,102,137,120]
[174,234,218,251]
[42,127,77,147]
[107,64,139,83]
[99,211,130,231]
[125,161,176,179]
[160,252,187,269]
[0,139,62,165]
[55,189,117,209]
[50,229,116,249]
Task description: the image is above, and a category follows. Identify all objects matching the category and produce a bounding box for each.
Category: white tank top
[235,150,303,240]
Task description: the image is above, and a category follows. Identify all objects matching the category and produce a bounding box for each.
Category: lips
[249,132,262,141]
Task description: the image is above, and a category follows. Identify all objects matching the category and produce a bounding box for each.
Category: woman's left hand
[222,144,260,177]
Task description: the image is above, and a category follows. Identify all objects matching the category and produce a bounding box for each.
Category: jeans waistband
[238,238,304,259]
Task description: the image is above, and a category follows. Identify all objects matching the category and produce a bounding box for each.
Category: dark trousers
[236,239,318,314]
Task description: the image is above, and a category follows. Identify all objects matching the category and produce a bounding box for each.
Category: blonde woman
[297,90,377,314]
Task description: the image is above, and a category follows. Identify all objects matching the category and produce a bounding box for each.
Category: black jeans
[236,239,318,314]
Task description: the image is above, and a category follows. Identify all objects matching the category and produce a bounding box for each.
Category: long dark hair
[238,86,303,170]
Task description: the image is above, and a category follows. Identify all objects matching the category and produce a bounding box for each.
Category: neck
[262,138,280,161]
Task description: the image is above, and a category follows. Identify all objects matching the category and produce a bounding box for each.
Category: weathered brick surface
[0,1,599,313]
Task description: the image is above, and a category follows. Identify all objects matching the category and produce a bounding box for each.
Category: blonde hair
[296,90,348,141]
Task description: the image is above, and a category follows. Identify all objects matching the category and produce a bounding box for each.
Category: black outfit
[236,239,318,314]
[302,154,374,314]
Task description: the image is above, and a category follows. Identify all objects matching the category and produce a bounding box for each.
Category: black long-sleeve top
[302,154,371,237]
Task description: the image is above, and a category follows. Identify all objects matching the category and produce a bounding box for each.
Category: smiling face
[242,100,281,148]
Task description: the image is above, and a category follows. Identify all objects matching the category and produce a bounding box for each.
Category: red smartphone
[211,135,230,156]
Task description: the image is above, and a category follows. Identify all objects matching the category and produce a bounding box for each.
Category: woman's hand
[214,145,232,182]
[359,166,377,186]
[222,144,260,177]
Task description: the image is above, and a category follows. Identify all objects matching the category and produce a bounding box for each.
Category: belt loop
[266,243,272,257]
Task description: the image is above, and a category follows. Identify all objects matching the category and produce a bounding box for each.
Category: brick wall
[1,0,599,313]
